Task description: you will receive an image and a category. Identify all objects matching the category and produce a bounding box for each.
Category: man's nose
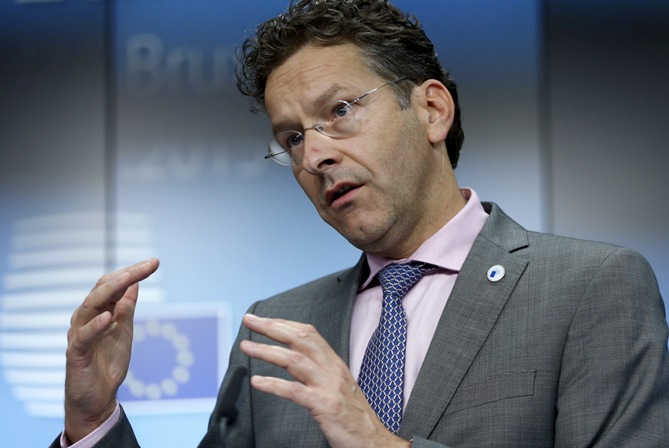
[299,128,342,174]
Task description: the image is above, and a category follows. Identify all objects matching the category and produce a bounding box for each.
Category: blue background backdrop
[1,0,667,445]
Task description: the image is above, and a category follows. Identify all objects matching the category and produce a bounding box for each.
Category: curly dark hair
[237,0,464,168]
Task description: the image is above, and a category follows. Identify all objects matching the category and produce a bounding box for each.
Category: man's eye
[331,102,352,120]
[285,133,304,149]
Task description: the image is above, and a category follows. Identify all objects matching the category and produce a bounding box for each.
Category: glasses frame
[265,77,407,166]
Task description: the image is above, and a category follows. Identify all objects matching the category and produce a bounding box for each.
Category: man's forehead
[265,44,374,99]
[265,48,379,122]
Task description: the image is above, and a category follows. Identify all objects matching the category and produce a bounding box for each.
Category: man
[53,1,669,447]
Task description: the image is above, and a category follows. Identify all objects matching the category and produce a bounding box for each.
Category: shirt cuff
[60,402,121,448]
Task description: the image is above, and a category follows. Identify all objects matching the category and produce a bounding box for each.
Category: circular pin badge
[487,265,505,282]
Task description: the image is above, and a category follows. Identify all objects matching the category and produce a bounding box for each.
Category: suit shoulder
[521,231,659,291]
[525,231,646,262]
[272,267,355,299]
[250,262,362,316]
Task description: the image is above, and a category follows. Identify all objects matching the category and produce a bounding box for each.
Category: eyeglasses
[265,77,407,166]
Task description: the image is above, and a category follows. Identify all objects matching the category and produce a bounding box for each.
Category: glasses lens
[268,138,294,166]
[275,130,305,152]
[318,100,355,136]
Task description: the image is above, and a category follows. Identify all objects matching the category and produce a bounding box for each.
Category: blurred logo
[118,305,231,415]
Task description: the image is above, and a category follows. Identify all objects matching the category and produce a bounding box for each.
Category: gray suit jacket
[57,203,669,447]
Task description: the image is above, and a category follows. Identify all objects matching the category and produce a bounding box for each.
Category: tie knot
[377,262,430,301]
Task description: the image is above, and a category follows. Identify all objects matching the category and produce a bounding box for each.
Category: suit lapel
[309,255,367,368]
[399,203,529,440]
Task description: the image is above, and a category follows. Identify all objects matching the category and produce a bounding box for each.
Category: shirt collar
[360,188,489,290]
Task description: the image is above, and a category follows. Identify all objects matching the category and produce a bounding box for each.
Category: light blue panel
[0,0,107,445]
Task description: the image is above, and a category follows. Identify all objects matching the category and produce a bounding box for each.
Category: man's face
[264,44,454,258]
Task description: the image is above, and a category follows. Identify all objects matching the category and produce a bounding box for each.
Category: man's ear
[416,80,454,146]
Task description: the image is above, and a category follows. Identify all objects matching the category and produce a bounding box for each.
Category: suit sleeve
[555,248,669,446]
[48,407,140,448]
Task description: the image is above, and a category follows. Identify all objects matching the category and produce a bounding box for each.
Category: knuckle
[289,350,305,364]
[66,329,82,352]
[318,393,340,411]
[94,273,109,288]
[288,381,304,397]
[65,341,77,358]
[80,296,92,311]
[66,328,75,344]
[296,324,318,339]
[303,323,317,334]
[70,308,79,326]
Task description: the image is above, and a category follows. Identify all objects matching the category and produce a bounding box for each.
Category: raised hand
[63,259,159,443]
[239,314,411,448]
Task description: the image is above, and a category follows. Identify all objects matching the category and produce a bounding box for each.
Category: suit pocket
[445,369,537,415]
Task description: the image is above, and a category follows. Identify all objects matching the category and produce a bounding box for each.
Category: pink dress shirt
[350,188,488,410]
[62,188,488,446]
[60,402,121,447]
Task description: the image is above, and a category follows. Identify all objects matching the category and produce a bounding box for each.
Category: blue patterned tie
[357,262,430,433]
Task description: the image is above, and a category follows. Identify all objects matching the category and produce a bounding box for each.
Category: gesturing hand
[63,258,159,443]
[239,314,411,448]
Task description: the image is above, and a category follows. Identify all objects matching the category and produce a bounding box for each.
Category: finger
[241,319,350,387]
[72,272,133,328]
[89,258,159,293]
[72,258,159,327]
[240,339,321,380]
[91,258,159,305]
[249,373,367,420]
[68,310,115,357]
[112,282,140,327]
[249,375,311,408]
[242,314,331,359]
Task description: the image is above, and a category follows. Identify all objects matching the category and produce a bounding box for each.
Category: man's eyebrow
[270,83,350,135]
[314,83,347,106]
[271,119,297,136]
